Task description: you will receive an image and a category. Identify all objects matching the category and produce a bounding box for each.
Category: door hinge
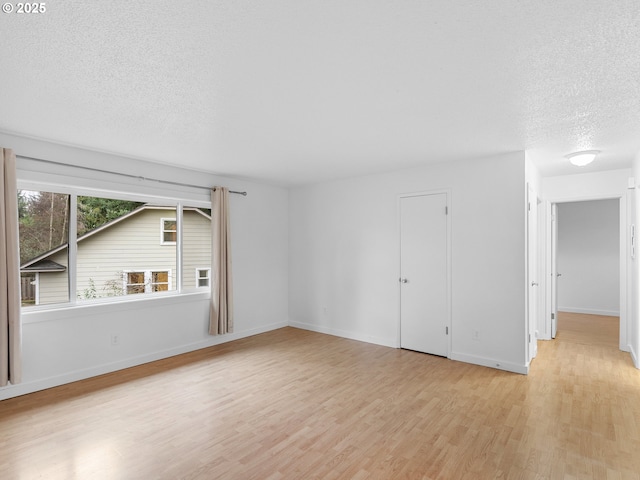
[528,202,531,211]
[551,312,555,320]
[528,334,531,342]
[446,326,449,335]
[445,206,448,215]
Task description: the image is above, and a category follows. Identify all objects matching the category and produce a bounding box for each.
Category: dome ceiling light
[565,150,600,167]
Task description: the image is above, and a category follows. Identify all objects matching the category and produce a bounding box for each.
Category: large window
[18,188,211,308]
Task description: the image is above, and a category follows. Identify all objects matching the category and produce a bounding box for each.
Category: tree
[18,191,69,263]
[77,197,143,236]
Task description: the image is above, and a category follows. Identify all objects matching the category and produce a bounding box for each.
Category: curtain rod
[16,154,248,196]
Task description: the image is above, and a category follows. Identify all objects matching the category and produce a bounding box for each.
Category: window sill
[21,290,210,324]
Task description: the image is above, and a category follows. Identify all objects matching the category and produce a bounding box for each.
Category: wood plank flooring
[556,311,620,349]
[1,314,639,479]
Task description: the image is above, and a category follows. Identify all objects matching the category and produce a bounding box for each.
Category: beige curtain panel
[1,148,22,386]
[209,187,234,335]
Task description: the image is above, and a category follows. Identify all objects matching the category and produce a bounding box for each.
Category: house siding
[183,210,212,289]
[35,208,211,304]
[37,268,69,305]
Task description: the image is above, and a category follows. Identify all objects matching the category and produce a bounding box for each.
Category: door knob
[531,281,539,287]
[400,278,409,283]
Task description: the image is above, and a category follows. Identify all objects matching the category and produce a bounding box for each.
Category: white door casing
[550,203,558,339]
[544,195,627,352]
[527,185,539,361]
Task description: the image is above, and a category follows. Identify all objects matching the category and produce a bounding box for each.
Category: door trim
[542,194,627,351]
[526,184,539,363]
[397,189,452,356]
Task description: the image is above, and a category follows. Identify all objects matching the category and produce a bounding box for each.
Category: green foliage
[77,197,144,236]
[79,278,98,299]
[18,191,69,263]
[104,272,124,297]
[78,273,124,300]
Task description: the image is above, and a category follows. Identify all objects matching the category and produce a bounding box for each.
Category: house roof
[20,205,211,271]
[21,260,67,273]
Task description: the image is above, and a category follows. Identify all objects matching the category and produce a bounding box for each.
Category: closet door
[400,193,448,356]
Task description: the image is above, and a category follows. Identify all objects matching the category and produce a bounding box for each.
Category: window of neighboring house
[124,270,171,294]
[152,271,170,291]
[196,268,210,288]
[125,272,146,294]
[161,218,177,244]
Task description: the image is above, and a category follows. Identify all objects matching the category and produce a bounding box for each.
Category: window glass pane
[183,207,212,290]
[128,272,145,284]
[151,270,169,292]
[162,220,177,243]
[126,272,146,295]
[18,190,70,307]
[76,197,176,299]
[152,271,167,282]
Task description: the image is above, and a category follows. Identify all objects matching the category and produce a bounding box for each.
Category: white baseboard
[291,322,528,375]
[0,321,288,401]
[558,307,620,316]
[449,351,529,375]
[289,321,397,348]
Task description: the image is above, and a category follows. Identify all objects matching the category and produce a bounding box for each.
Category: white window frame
[196,268,211,288]
[123,271,146,295]
[35,272,40,306]
[161,218,177,245]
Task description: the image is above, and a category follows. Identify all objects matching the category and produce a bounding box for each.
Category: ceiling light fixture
[565,150,600,167]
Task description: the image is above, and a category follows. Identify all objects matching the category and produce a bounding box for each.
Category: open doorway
[553,199,620,346]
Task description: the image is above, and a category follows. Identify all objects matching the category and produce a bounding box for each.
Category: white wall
[556,200,619,316]
[543,169,631,201]
[0,133,289,400]
[289,152,528,373]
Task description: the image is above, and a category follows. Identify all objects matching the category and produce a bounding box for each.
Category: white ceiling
[1,1,639,186]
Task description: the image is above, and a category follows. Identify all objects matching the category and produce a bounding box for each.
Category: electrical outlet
[111,334,120,346]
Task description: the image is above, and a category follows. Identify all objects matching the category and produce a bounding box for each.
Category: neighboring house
[20,205,212,306]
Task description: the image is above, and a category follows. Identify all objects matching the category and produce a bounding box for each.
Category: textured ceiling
[1,0,639,185]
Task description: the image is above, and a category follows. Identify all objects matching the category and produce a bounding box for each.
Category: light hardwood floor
[1,314,639,479]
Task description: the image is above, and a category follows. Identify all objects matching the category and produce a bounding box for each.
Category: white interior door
[550,203,558,339]
[400,193,448,356]
[527,185,538,360]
